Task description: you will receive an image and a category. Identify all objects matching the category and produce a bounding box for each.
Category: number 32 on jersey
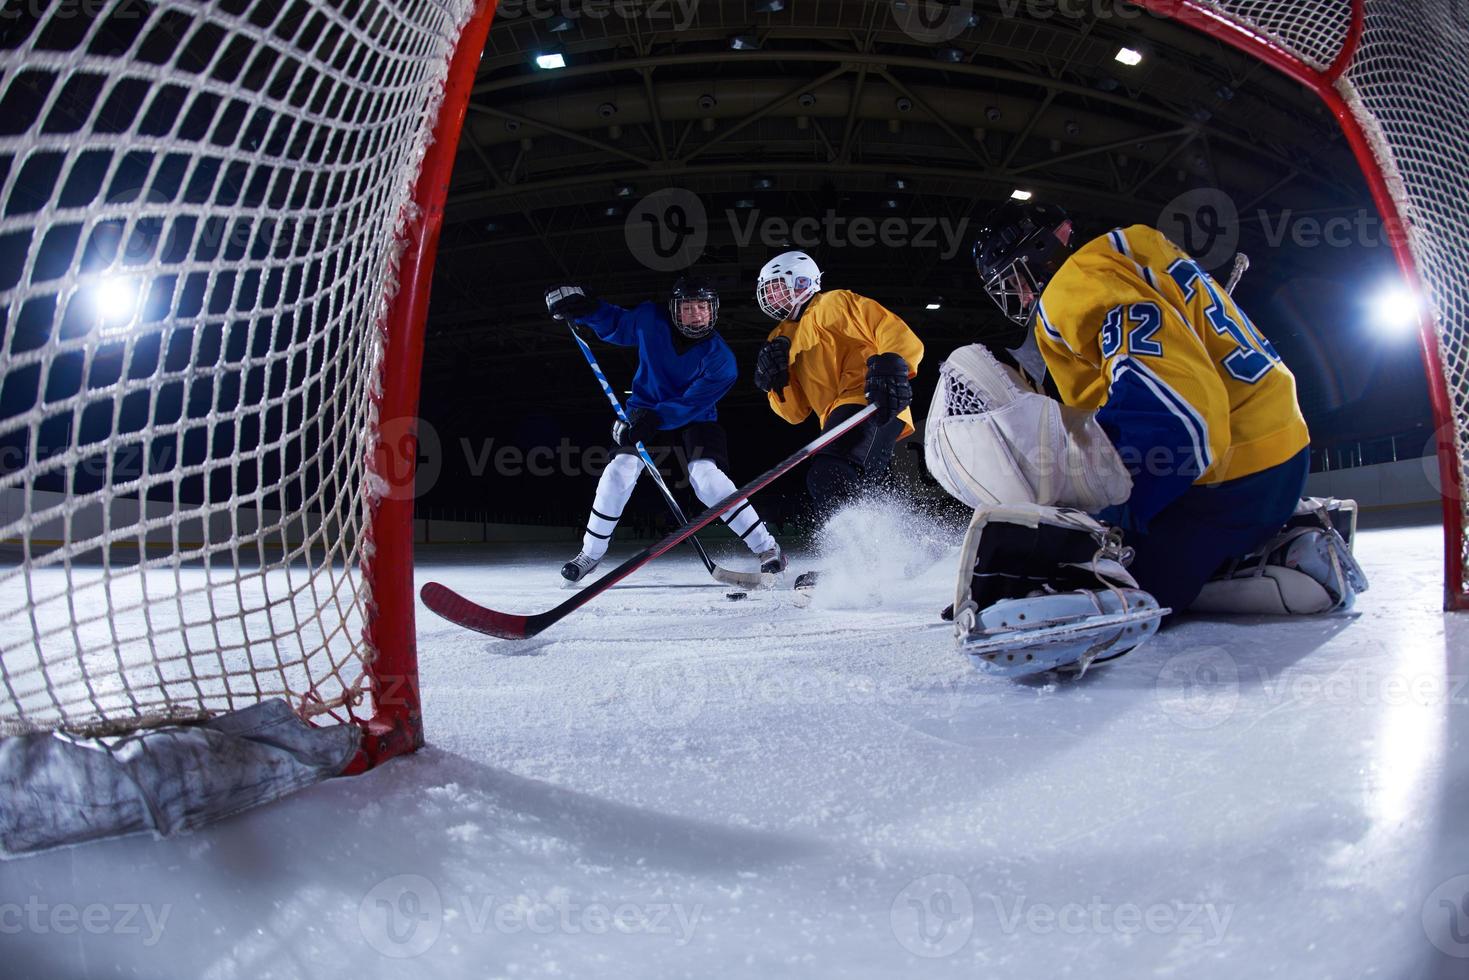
[1099,257,1281,385]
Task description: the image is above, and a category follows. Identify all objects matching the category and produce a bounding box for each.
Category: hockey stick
[565,325,764,589]
[422,405,878,639]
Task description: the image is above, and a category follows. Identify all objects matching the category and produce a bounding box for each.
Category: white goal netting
[2,0,1465,744]
[1168,0,1469,604]
[0,0,475,737]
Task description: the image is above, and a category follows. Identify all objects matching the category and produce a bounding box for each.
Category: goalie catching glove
[545,284,600,322]
[924,344,1132,512]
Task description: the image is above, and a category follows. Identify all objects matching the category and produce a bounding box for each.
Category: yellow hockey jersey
[1035,225,1309,522]
[765,289,925,439]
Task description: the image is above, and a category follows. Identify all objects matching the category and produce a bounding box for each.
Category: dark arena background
[416,0,1434,533]
[1,3,1466,979]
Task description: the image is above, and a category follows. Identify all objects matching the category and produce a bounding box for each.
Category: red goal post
[1138,0,1469,610]
[355,0,499,769]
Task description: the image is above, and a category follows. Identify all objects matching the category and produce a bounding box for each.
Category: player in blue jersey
[545,275,784,584]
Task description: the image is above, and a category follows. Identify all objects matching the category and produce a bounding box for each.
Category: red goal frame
[352,0,500,770]
[354,0,1466,772]
[1139,0,1466,611]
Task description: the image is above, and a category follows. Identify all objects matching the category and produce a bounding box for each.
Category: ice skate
[560,551,601,586]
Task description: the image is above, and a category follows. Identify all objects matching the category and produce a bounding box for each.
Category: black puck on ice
[725,591,748,602]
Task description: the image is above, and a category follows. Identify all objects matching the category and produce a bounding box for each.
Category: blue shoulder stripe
[1036,301,1065,346]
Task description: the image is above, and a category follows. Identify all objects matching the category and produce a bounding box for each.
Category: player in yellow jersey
[751,250,924,509]
[922,201,1363,676]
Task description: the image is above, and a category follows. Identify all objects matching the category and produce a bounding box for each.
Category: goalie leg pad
[961,589,1164,678]
[1290,498,1368,599]
[951,504,1168,677]
[1191,565,1337,616]
[1189,497,1368,615]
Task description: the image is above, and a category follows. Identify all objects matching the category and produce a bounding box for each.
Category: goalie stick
[421,405,879,639]
[567,324,763,589]
[1225,251,1250,296]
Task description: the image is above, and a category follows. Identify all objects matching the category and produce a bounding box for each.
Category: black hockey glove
[545,284,600,322]
[612,407,661,448]
[865,352,912,425]
[753,336,792,395]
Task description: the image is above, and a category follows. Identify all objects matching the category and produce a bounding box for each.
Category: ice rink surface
[3,505,1468,979]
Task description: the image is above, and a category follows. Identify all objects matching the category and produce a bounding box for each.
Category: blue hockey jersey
[577,301,737,429]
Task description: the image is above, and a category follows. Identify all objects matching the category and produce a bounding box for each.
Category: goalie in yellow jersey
[924,201,1365,677]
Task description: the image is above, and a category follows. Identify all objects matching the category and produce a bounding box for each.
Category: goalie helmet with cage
[756,251,822,321]
[669,274,720,340]
[972,201,1073,326]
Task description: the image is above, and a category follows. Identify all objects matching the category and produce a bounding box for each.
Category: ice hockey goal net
[0,0,1463,758]
[1143,0,1469,609]
[0,1,496,762]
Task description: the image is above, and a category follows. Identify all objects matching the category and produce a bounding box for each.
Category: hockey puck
[725,591,748,602]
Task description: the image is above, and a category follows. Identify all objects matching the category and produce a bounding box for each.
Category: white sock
[688,459,776,555]
[582,453,642,559]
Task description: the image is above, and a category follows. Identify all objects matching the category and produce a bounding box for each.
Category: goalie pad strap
[952,503,1140,632]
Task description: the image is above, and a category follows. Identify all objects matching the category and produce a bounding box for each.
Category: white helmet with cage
[756,250,822,321]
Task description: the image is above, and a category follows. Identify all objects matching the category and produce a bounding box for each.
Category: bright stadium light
[1371,283,1422,336]
[1115,47,1143,66]
[533,50,566,70]
[1011,189,1033,201]
[91,275,141,336]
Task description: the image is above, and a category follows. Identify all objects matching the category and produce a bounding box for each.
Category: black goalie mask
[972,201,1073,326]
